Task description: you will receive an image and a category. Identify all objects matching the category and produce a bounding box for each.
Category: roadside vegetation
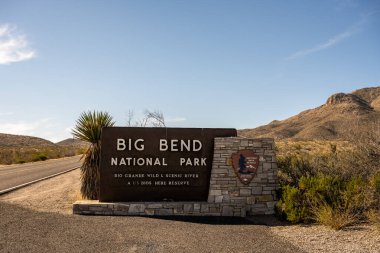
[0,146,86,165]
[275,133,380,230]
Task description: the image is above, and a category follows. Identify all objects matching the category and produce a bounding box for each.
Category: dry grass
[0,146,86,165]
[276,139,379,180]
[313,204,357,230]
[367,210,380,231]
[72,190,84,202]
[276,140,353,157]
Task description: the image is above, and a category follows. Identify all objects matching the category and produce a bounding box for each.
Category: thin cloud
[0,24,36,64]
[287,31,355,60]
[0,119,75,142]
[0,118,53,136]
[286,16,368,60]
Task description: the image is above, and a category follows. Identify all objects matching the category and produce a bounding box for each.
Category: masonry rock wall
[208,137,278,216]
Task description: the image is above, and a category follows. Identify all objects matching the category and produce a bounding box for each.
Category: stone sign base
[73,137,277,217]
[73,201,246,217]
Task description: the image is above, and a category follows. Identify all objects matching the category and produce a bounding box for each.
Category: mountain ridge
[239,86,380,140]
[0,133,56,148]
[0,133,87,148]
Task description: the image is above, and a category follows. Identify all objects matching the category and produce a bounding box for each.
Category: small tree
[72,111,115,199]
[127,109,166,127]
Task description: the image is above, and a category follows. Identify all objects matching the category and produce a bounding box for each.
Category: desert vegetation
[275,134,380,230]
[72,111,115,200]
[0,144,87,165]
[0,132,88,165]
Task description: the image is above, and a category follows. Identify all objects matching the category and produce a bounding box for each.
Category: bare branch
[144,109,166,127]
[125,109,166,127]
[126,110,134,127]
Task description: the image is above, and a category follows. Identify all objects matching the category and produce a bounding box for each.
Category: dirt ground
[0,170,379,252]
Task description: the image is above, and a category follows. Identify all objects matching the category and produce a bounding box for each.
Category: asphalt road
[0,155,81,193]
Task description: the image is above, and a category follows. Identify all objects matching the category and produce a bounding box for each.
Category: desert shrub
[277,154,317,186]
[0,145,87,165]
[294,143,302,151]
[343,177,373,213]
[367,210,380,231]
[313,202,356,230]
[311,149,377,180]
[276,128,379,229]
[72,111,115,200]
[369,173,380,207]
[277,175,341,223]
[329,143,337,154]
[75,147,87,155]
[277,138,379,181]
[301,175,342,206]
[365,173,380,232]
[312,177,371,230]
[277,174,372,228]
[32,154,48,162]
[276,184,310,223]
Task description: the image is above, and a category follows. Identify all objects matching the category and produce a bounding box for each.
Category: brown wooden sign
[231,149,259,185]
[99,127,237,202]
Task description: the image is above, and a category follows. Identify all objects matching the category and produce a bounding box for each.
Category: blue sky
[0,0,379,142]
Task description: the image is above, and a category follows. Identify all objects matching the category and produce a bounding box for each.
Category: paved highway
[0,155,81,193]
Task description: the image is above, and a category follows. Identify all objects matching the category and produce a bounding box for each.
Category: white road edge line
[0,166,80,196]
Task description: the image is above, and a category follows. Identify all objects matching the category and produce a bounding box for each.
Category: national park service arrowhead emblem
[231,149,259,185]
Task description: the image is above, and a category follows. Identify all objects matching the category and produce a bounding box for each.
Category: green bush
[372,173,380,192]
[32,154,48,162]
[277,175,341,223]
[277,174,372,227]
[370,173,380,207]
[276,139,380,229]
[276,185,309,223]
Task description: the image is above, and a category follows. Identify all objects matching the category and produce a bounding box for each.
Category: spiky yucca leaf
[72,111,114,199]
[72,111,115,143]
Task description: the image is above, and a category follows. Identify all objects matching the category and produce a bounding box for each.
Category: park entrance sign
[99,127,237,202]
[74,127,278,217]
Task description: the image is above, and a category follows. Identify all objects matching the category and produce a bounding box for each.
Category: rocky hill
[239,86,380,140]
[56,138,88,148]
[0,134,89,149]
[0,133,56,148]
[0,134,87,164]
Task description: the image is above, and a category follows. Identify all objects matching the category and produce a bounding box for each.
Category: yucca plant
[72,111,115,199]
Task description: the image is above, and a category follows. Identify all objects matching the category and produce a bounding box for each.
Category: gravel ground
[271,224,380,253]
[0,169,379,252]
